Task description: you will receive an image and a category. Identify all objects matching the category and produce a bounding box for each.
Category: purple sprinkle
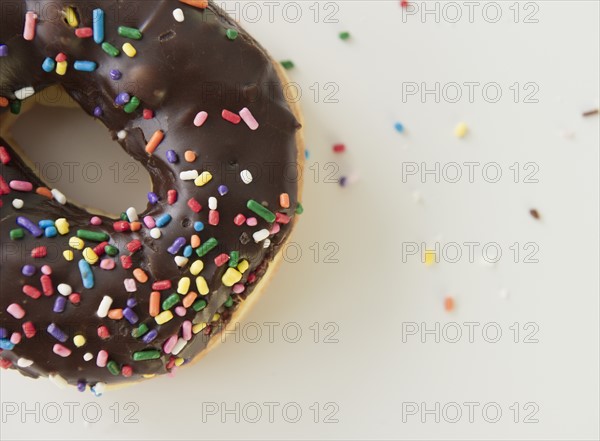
[109,69,122,80]
[115,92,130,106]
[127,297,137,308]
[77,381,86,392]
[339,176,347,187]
[47,323,67,342]
[167,237,186,255]
[218,185,229,196]
[0,328,8,339]
[123,307,139,324]
[16,216,43,237]
[142,329,158,343]
[0,45,8,57]
[166,150,178,163]
[148,192,159,204]
[22,264,36,276]
[93,106,103,117]
[53,296,67,313]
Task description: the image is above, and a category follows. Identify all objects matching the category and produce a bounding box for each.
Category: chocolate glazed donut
[0,0,303,393]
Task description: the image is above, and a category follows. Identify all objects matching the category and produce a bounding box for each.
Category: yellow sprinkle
[190,260,204,276]
[63,250,74,261]
[64,6,78,27]
[56,61,68,76]
[142,374,156,379]
[196,276,209,295]
[194,171,213,187]
[192,322,207,334]
[175,357,185,367]
[424,250,437,266]
[56,218,70,235]
[212,313,220,322]
[73,335,86,347]
[122,42,137,57]
[222,268,242,287]
[177,277,191,295]
[69,237,84,250]
[82,247,99,265]
[237,259,249,274]
[155,310,173,325]
[454,122,468,138]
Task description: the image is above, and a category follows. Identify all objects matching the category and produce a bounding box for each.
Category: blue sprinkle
[38,219,54,229]
[79,259,94,289]
[183,245,193,258]
[123,308,139,325]
[142,329,158,343]
[0,339,15,350]
[16,216,43,237]
[109,69,122,80]
[21,265,36,277]
[47,323,68,342]
[194,221,204,232]
[42,57,56,72]
[0,327,8,339]
[74,60,97,72]
[93,106,103,117]
[53,296,67,313]
[156,214,172,228]
[115,92,130,106]
[0,44,8,57]
[394,122,405,133]
[167,237,186,255]
[44,226,58,238]
[92,9,105,44]
[305,150,310,159]
[218,185,229,196]
[166,150,178,163]
[148,192,159,204]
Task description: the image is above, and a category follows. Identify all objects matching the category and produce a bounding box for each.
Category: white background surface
[1,1,599,439]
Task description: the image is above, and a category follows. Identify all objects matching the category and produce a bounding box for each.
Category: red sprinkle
[333,143,346,153]
[113,221,130,232]
[0,359,13,369]
[168,189,178,205]
[31,246,47,258]
[75,27,93,38]
[22,321,36,338]
[69,293,81,304]
[40,275,54,296]
[214,253,230,267]
[127,239,142,254]
[187,198,202,213]
[152,280,172,291]
[276,212,291,224]
[401,0,409,7]
[120,255,133,269]
[143,109,154,119]
[97,325,110,339]
[0,146,11,164]
[234,214,246,226]
[208,210,219,226]
[122,365,133,377]
[0,176,10,195]
[222,109,241,124]
[55,52,67,62]
[247,273,257,284]
[166,356,176,370]
[22,285,41,299]
[93,241,108,256]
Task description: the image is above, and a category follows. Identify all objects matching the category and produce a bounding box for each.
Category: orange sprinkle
[184,150,197,162]
[108,308,123,320]
[36,187,53,199]
[133,268,148,283]
[182,291,198,308]
[130,221,142,232]
[145,130,164,155]
[179,0,208,9]
[149,291,160,317]
[280,193,290,208]
[444,296,455,312]
[190,234,200,248]
[0,97,8,107]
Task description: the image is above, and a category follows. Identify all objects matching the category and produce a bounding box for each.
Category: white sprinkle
[51,188,67,205]
[239,107,259,130]
[49,373,68,389]
[83,352,93,361]
[150,228,161,239]
[171,338,187,355]
[174,256,189,267]
[253,229,270,243]
[57,283,72,296]
[240,170,253,184]
[180,170,199,181]
[117,130,127,140]
[91,382,106,396]
[97,295,113,318]
[194,111,208,127]
[208,196,217,210]
[173,8,185,22]
[17,358,34,368]
[12,198,24,209]
[14,86,35,100]
[263,238,271,248]
[126,207,138,222]
[124,278,137,292]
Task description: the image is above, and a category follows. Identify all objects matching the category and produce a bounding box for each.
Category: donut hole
[2,86,152,218]
[181,217,192,228]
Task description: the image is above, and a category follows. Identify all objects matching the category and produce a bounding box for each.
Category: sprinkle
[115,92,130,106]
[42,57,56,72]
[118,26,143,40]
[53,344,71,357]
[101,42,119,57]
[195,171,213,186]
[143,109,154,119]
[196,237,218,257]
[96,350,108,367]
[113,220,130,232]
[192,323,207,334]
[424,250,436,266]
[234,214,246,226]
[15,87,35,100]
[194,221,205,232]
[142,329,159,344]
[183,292,198,308]
[97,296,113,317]
[180,170,198,181]
[22,264,36,276]
[117,130,127,139]
[168,189,177,205]
[123,308,139,324]
[22,285,41,299]
[122,42,137,57]
[582,108,599,117]
[190,260,204,275]
[237,259,249,273]
[281,60,295,70]
[295,202,304,214]
[214,253,230,267]
[155,310,174,325]
[63,250,74,261]
[226,28,238,40]
[339,31,351,40]
[23,11,37,41]
[40,275,54,295]
[18,358,34,368]
[444,296,455,312]
[31,246,47,258]
[92,9,105,44]
[41,265,52,275]
[179,0,209,8]
[276,212,291,224]
[394,122,405,133]
[47,323,67,342]
[57,283,72,296]
[121,255,133,269]
[185,197,202,214]
[0,146,11,164]
[241,170,254,184]
[79,260,94,288]
[77,229,108,242]
[217,185,229,197]
[53,296,67,313]
[145,130,164,154]
[55,218,70,235]
[239,107,259,130]
[107,361,120,376]
[253,229,270,243]
[167,150,179,163]
[0,45,7,57]
[529,209,541,220]
[73,335,86,347]
[208,210,220,226]
[124,97,141,113]
[172,338,187,355]
[246,217,257,227]
[454,122,468,138]
[83,247,99,265]
[17,216,43,237]
[152,280,172,291]
[75,27,93,38]
[333,143,346,153]
[97,325,111,338]
[51,188,67,204]
[222,109,241,124]
[124,278,137,292]
[83,353,93,362]
[167,237,186,255]
[222,268,243,287]
[74,61,97,72]
[182,321,193,341]
[247,199,276,223]
[173,8,185,21]
[195,277,209,295]
[177,277,191,294]
[229,251,239,268]
[63,6,78,27]
[150,228,161,239]
[194,111,208,127]
[162,293,180,310]
[0,339,15,350]
[184,150,197,162]
[55,61,68,76]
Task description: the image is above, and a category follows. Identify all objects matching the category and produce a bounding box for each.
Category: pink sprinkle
[174,306,186,317]
[100,259,115,270]
[7,303,25,319]
[96,350,108,367]
[90,216,102,226]
[246,217,258,227]
[163,335,178,354]
[194,111,208,127]
[232,283,245,294]
[0,146,12,164]
[143,216,156,228]
[182,321,192,341]
[23,11,37,41]
[124,279,137,292]
[41,265,52,275]
[75,27,93,38]
[10,332,22,344]
[214,253,230,267]
[270,223,281,235]
[222,109,241,124]
[239,107,259,130]
[9,180,33,192]
[53,344,71,357]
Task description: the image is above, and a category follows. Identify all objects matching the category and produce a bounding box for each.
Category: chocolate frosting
[0,0,301,389]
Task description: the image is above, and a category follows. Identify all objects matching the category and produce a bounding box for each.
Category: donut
[0,0,304,393]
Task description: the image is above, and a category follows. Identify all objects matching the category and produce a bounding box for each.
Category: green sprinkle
[192,299,207,312]
[339,31,351,40]
[247,199,276,223]
[10,228,25,240]
[10,99,21,115]
[295,202,304,215]
[132,350,161,361]
[196,237,218,257]
[107,360,120,375]
[118,26,142,40]
[77,229,109,242]
[105,245,119,256]
[101,42,120,57]
[224,296,234,308]
[124,96,140,114]
[226,28,238,40]
[162,293,180,311]
[131,323,149,338]
[120,212,128,221]
[280,60,295,70]
[228,251,239,268]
